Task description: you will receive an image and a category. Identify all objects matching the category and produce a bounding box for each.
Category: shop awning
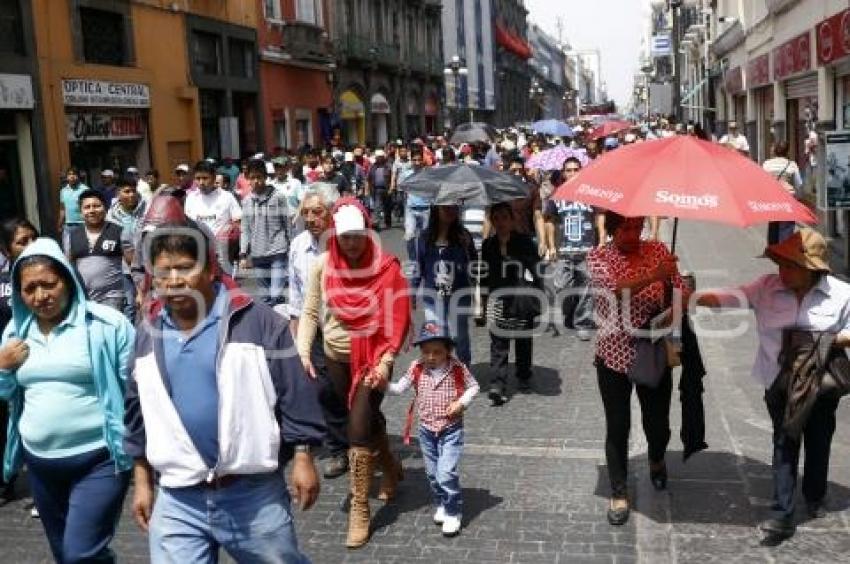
[495,23,532,60]
[370,93,390,114]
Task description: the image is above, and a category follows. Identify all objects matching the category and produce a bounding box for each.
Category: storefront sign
[824,131,850,209]
[62,79,150,108]
[66,112,147,142]
[747,54,771,89]
[773,32,811,81]
[0,73,34,109]
[816,9,850,66]
[724,66,744,94]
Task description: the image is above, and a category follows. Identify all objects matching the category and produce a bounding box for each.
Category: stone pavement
[1,221,850,563]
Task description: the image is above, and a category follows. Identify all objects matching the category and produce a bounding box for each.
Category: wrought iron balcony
[281,21,333,64]
[336,35,399,69]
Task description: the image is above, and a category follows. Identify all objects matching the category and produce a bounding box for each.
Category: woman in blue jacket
[0,238,134,563]
[413,205,477,366]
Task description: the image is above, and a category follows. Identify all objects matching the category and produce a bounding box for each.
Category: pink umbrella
[526,145,589,171]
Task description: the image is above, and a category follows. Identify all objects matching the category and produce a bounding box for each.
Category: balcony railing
[336,35,399,68]
[281,21,333,63]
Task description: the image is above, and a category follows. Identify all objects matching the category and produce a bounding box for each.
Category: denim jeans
[553,254,595,330]
[123,273,137,323]
[149,473,309,564]
[24,447,130,563]
[419,423,464,517]
[252,254,288,306]
[405,206,431,262]
[423,297,472,366]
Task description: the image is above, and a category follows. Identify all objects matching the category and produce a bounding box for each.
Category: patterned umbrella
[525,145,589,171]
[532,119,574,137]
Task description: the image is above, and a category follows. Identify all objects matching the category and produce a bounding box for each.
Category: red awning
[495,23,532,60]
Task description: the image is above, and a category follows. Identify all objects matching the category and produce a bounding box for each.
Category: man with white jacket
[124,223,324,563]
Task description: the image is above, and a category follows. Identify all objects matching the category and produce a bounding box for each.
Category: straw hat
[764,228,831,272]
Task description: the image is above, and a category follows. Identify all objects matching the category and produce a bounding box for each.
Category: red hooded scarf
[324,197,411,406]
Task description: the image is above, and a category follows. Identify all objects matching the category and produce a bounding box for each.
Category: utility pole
[670,0,682,124]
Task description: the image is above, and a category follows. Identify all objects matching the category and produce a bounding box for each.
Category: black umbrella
[449,122,498,144]
[399,164,529,206]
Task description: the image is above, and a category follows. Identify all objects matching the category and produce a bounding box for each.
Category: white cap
[252,152,265,160]
[624,133,637,143]
[374,149,386,157]
[265,162,276,175]
[501,139,516,151]
[175,164,190,173]
[101,169,114,177]
[344,152,355,163]
[334,204,367,235]
[126,166,139,174]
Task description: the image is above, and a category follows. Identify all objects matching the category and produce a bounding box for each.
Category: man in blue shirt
[400,149,428,262]
[58,166,90,248]
[125,223,324,563]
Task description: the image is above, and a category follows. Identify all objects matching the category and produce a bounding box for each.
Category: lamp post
[443,55,469,126]
[529,79,544,121]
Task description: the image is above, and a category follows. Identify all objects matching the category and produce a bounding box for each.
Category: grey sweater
[240,185,290,258]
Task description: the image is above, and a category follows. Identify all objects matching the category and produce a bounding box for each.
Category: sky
[525,0,648,109]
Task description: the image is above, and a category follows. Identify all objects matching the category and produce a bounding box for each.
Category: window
[264,0,282,20]
[0,0,24,54]
[274,119,287,149]
[80,7,127,65]
[192,32,221,75]
[228,39,255,79]
[296,0,323,26]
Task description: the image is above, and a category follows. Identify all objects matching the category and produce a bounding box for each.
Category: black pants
[373,189,392,229]
[765,386,840,519]
[489,332,533,390]
[596,360,673,497]
[326,358,387,448]
[313,337,349,457]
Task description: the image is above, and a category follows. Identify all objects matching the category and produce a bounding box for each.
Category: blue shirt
[161,284,227,468]
[60,182,90,225]
[15,303,106,458]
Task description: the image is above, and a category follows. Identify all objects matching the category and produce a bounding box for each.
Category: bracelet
[294,444,313,455]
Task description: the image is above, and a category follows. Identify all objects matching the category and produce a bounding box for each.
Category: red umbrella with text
[551,135,818,249]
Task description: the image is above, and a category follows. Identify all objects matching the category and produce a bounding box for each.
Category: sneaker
[433,506,446,526]
[30,507,39,519]
[488,387,506,406]
[441,514,461,537]
[577,329,593,341]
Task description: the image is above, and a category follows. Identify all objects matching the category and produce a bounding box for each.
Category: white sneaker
[441,514,461,537]
[433,506,446,525]
[30,507,39,519]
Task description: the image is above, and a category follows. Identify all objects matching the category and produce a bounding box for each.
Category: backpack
[402,359,467,444]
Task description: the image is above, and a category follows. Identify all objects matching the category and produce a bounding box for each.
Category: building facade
[708,0,850,269]
[491,0,531,127]
[329,0,443,146]
[527,23,567,121]
[0,0,51,230]
[32,0,259,205]
[258,0,334,152]
[442,0,496,128]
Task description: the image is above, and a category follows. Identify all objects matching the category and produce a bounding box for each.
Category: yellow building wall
[33,0,257,196]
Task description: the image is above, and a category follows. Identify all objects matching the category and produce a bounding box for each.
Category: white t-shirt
[719,132,750,153]
[184,188,242,236]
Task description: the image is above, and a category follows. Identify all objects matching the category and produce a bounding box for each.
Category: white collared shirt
[715,274,850,388]
[287,229,321,318]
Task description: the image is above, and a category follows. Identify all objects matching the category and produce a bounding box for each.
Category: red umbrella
[552,135,817,232]
[588,120,633,140]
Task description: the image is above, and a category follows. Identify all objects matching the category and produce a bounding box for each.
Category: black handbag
[503,267,542,320]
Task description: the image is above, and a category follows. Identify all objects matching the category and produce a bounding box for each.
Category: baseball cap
[344,152,355,163]
[413,321,456,347]
[333,204,367,235]
[174,164,190,173]
[374,149,386,157]
[101,169,114,177]
[604,138,619,149]
[126,166,139,174]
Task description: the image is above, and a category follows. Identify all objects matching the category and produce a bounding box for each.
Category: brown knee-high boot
[373,429,404,501]
[346,446,372,548]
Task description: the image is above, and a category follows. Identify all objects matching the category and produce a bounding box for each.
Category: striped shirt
[240,185,290,258]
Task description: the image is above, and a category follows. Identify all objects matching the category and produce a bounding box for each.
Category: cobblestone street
[1,221,849,563]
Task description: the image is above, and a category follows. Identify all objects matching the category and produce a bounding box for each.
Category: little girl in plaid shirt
[383,322,479,537]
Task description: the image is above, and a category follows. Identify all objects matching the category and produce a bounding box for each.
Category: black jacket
[480,232,542,293]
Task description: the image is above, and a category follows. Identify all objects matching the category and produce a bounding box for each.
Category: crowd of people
[0,115,845,561]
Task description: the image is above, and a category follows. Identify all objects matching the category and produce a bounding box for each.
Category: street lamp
[529,79,544,121]
[443,55,470,125]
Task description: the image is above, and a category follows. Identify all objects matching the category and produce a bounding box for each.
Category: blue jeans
[423,297,472,366]
[123,273,137,323]
[24,447,130,563]
[419,423,464,517]
[553,254,595,330]
[405,206,431,262]
[252,254,288,306]
[149,473,309,564]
